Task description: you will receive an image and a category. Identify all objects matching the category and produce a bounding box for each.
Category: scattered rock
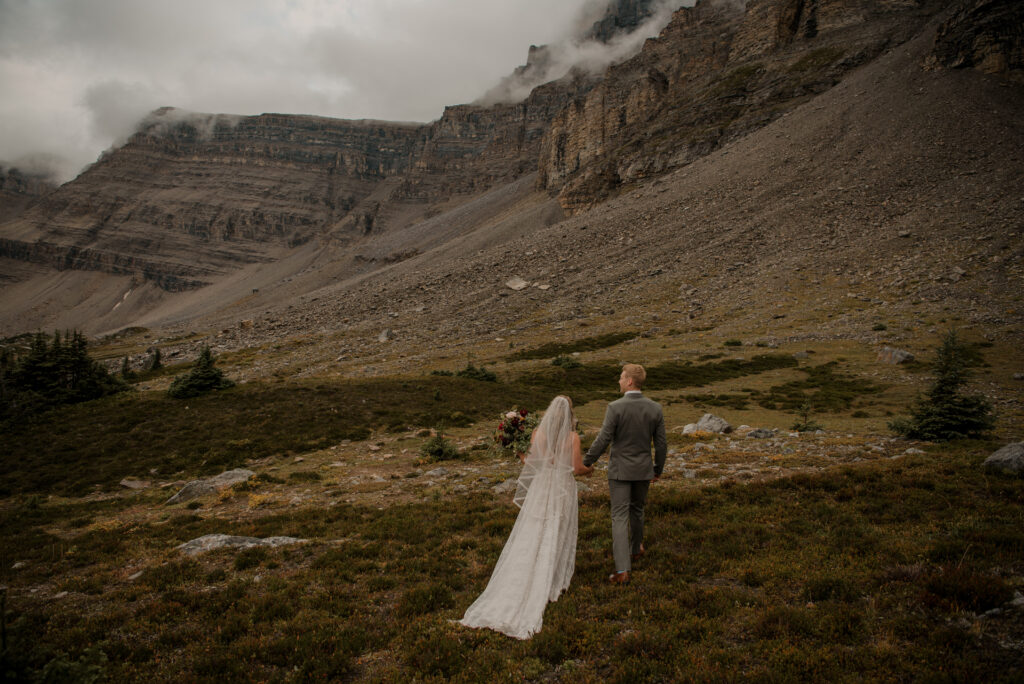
[52,591,68,599]
[378,329,392,343]
[1014,373,1024,381]
[694,413,733,434]
[177,534,307,556]
[128,571,144,581]
[747,428,777,439]
[904,448,925,455]
[576,481,590,493]
[505,277,529,291]
[493,478,517,494]
[983,443,1024,477]
[877,346,915,364]
[120,478,151,490]
[793,351,810,359]
[12,561,26,570]
[166,469,255,504]
[425,467,449,478]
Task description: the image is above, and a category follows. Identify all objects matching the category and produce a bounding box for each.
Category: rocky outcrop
[583,0,668,42]
[177,534,306,556]
[166,468,256,503]
[877,346,916,364]
[926,0,1024,77]
[0,166,56,199]
[0,166,56,224]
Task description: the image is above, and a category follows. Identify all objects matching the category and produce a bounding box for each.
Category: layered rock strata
[538,0,953,213]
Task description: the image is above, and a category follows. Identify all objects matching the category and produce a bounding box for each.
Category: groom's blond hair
[622,363,646,388]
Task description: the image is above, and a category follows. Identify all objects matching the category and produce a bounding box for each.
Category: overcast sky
[0,0,622,182]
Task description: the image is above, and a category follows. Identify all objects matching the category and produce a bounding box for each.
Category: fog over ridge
[0,0,660,184]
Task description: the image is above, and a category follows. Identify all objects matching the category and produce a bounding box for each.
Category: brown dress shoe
[608,571,631,585]
[631,544,645,562]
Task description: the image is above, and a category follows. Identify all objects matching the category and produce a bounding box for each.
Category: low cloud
[477,0,693,106]
[0,0,691,184]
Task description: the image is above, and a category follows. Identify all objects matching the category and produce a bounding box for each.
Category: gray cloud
[478,0,693,106]
[0,0,685,184]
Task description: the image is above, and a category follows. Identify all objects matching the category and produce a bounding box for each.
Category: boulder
[505,277,530,291]
[166,469,255,504]
[695,413,733,434]
[492,478,517,494]
[877,346,915,364]
[983,443,1024,477]
[177,534,306,556]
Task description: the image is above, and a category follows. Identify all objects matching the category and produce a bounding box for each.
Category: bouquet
[494,407,539,458]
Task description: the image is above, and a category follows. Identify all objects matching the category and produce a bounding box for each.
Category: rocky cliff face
[583,0,668,42]
[538,0,952,213]
[0,167,56,224]
[0,111,428,289]
[0,0,681,293]
[0,83,583,291]
[926,0,1024,78]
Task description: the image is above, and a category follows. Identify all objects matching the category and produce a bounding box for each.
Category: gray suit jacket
[584,392,668,480]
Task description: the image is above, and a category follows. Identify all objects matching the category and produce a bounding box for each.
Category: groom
[584,363,667,585]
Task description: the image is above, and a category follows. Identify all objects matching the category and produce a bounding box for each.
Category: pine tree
[1,330,127,418]
[167,346,234,399]
[890,329,995,441]
[121,356,134,380]
[148,347,162,372]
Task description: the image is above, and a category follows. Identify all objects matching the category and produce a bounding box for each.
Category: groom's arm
[652,409,668,477]
[584,404,617,467]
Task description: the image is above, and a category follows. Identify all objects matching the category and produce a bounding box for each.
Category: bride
[458,395,593,639]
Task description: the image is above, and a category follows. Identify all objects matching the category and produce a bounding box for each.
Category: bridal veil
[458,396,580,639]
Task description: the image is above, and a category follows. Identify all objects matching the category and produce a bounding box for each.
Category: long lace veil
[513,396,576,510]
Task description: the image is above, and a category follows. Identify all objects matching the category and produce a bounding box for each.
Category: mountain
[0,0,1020,362]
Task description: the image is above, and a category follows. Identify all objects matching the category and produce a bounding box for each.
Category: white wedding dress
[458,396,580,639]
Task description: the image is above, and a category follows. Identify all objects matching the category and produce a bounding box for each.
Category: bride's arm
[521,428,539,463]
[571,433,593,476]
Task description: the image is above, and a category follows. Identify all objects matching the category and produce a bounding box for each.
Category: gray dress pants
[609,478,650,573]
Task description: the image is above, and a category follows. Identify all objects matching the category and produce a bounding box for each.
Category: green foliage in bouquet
[167,346,235,399]
[494,407,540,457]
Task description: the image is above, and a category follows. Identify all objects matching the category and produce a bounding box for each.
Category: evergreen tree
[148,347,162,372]
[1,330,127,418]
[167,346,234,399]
[890,329,995,441]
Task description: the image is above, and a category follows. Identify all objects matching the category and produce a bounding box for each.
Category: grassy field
[0,354,810,497]
[1,441,1022,681]
[2,332,1021,681]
